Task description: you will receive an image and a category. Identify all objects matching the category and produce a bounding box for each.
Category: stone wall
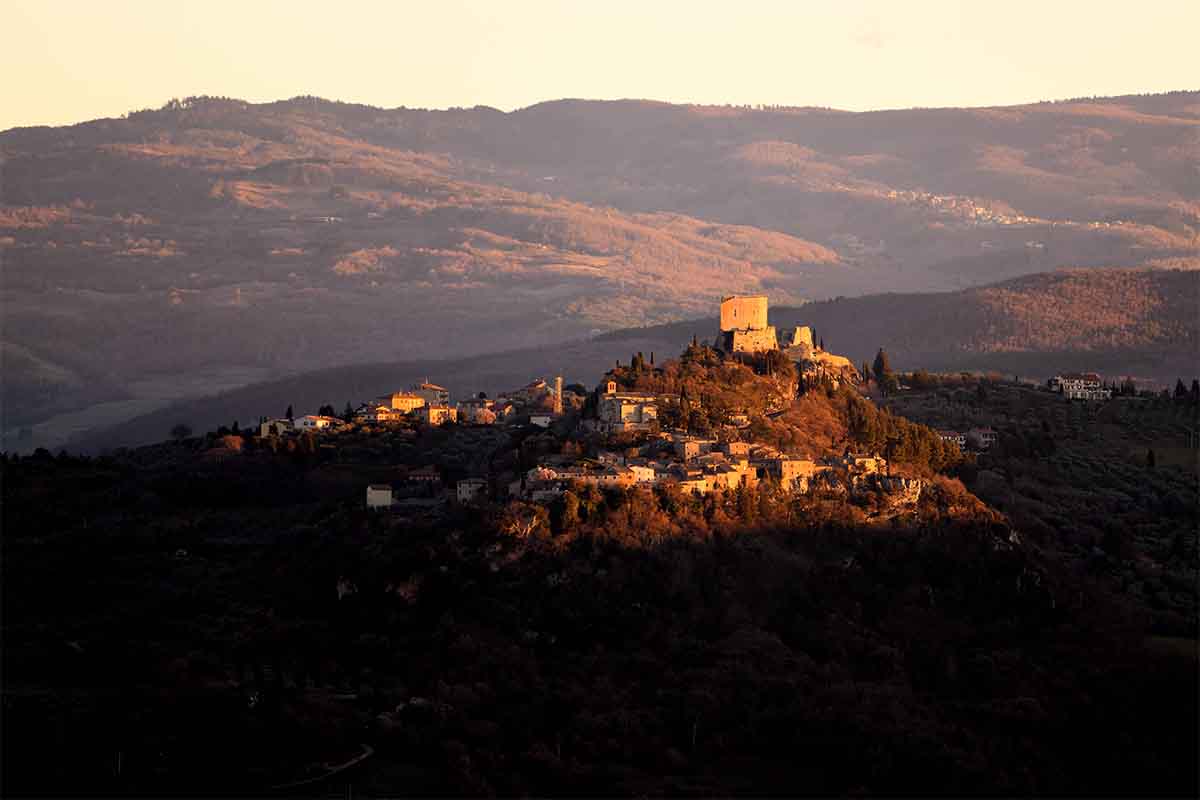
[726,326,779,353]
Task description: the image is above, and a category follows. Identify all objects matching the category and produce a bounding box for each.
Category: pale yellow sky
[3,0,1197,131]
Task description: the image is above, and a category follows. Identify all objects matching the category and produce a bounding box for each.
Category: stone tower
[720,295,769,332]
[554,375,564,415]
[718,295,778,353]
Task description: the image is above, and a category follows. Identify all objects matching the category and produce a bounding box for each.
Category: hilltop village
[194,292,1173,529]
[235,296,963,518]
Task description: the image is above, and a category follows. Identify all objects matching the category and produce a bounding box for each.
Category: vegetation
[3,430,1195,794]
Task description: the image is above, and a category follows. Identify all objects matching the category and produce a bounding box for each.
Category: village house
[456,397,496,424]
[411,381,450,407]
[259,418,292,437]
[406,465,442,485]
[456,478,488,504]
[508,379,551,406]
[673,433,717,461]
[625,463,658,483]
[706,460,758,491]
[356,404,404,423]
[764,457,830,491]
[295,414,339,431]
[366,484,394,509]
[720,441,751,458]
[382,391,427,413]
[597,381,660,433]
[1050,372,1111,401]
[416,404,458,426]
[966,427,999,450]
[829,453,887,475]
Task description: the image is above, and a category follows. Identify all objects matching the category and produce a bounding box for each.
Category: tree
[285,405,294,421]
[873,348,897,395]
[1174,378,1187,402]
[342,402,355,422]
[561,491,581,531]
[318,404,336,417]
[819,337,825,350]
[170,423,192,441]
[231,420,240,435]
[873,348,890,379]
[1146,448,1156,468]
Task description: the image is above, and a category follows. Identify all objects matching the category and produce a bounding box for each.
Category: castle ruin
[718,295,778,353]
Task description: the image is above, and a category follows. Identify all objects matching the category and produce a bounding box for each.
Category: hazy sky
[4,0,1197,130]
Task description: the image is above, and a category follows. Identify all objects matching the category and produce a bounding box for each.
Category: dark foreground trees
[2,449,1196,796]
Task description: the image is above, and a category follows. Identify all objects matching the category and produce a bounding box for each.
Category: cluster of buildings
[1049,372,1112,402]
[258,375,577,440]
[505,430,902,505]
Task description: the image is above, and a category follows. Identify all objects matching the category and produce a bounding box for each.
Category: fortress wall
[729,326,779,353]
[790,326,814,349]
[720,295,769,332]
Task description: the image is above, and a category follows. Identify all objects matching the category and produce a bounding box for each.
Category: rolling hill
[3,92,1197,440]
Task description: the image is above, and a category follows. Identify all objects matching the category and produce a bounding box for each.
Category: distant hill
[64,268,1198,453]
[4,92,1196,433]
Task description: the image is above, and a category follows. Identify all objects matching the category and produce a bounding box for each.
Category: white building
[259,418,293,437]
[626,464,657,483]
[1050,373,1111,401]
[366,484,394,509]
[529,414,554,428]
[295,415,338,431]
[966,427,999,449]
[456,478,488,504]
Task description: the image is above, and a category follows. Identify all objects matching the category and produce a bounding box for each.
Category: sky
[3,0,1197,131]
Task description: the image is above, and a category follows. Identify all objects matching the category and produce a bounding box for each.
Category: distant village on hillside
[234,295,1143,514]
